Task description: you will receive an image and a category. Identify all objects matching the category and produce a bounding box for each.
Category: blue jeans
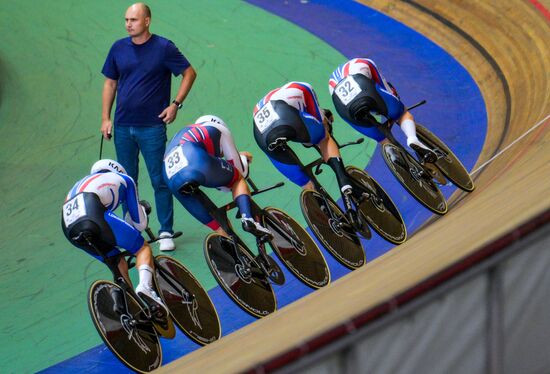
[114,125,173,234]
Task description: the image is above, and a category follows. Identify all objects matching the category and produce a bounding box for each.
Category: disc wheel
[204,233,276,318]
[300,189,365,269]
[154,255,221,345]
[263,207,330,288]
[416,124,475,192]
[346,166,407,244]
[88,280,161,373]
[381,143,447,215]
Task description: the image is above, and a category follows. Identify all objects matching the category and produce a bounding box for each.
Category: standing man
[101,3,197,251]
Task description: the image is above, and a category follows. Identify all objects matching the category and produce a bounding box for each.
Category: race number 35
[335,76,361,105]
[254,102,280,133]
[63,194,87,227]
[165,146,188,179]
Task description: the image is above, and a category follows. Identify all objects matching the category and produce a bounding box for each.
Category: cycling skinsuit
[163,118,247,230]
[253,81,326,187]
[329,58,405,141]
[62,172,147,261]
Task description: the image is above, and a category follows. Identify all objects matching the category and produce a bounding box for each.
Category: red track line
[528,0,550,22]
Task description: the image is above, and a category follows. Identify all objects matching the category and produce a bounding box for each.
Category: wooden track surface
[161,1,550,372]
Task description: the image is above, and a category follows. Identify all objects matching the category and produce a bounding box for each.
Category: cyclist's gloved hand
[321,108,334,135]
[139,200,152,215]
[321,108,334,123]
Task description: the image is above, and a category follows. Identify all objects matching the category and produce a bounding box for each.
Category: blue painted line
[43,1,486,371]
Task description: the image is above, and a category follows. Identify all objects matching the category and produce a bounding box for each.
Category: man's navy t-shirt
[102,34,190,126]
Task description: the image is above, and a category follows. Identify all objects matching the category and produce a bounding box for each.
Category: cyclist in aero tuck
[329,57,437,163]
[61,159,168,319]
[163,115,273,240]
[253,81,355,196]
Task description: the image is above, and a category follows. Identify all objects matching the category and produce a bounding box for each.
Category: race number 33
[165,146,189,179]
[335,76,361,105]
[63,194,87,226]
[254,102,280,133]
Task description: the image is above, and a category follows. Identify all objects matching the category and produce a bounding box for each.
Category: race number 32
[63,194,87,227]
[254,102,280,133]
[165,146,188,179]
[335,76,361,105]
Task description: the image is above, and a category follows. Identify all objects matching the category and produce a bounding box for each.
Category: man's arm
[101,78,117,139]
[158,66,197,124]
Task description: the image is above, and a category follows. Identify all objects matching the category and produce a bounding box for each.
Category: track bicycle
[268,135,406,270]
[178,177,330,318]
[82,204,220,372]
[377,100,475,215]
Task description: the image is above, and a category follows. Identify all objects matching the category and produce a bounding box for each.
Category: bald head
[125,3,152,41]
[127,3,151,18]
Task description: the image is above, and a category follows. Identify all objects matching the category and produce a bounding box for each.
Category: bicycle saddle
[72,231,93,244]
[267,137,288,151]
[178,181,200,195]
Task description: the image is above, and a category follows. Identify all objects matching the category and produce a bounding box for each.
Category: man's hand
[101,119,113,139]
[240,151,253,163]
[158,104,178,124]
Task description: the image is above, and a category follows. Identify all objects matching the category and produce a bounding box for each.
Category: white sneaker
[135,284,169,317]
[158,232,175,252]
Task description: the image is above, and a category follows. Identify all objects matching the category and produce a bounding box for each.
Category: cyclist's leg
[375,85,435,160]
[104,211,168,313]
[255,120,312,188]
[104,211,147,277]
[62,193,122,261]
[166,167,222,232]
[303,112,353,193]
[230,175,273,238]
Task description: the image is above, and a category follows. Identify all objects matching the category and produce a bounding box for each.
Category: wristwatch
[172,100,182,109]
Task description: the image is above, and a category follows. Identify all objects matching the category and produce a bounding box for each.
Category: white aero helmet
[91,159,127,175]
[195,114,227,128]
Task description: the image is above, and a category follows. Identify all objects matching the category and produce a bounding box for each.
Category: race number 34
[254,102,280,133]
[63,194,87,226]
[335,76,361,105]
[165,146,189,179]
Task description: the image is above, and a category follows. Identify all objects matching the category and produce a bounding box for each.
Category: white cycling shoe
[135,284,169,318]
[241,217,273,240]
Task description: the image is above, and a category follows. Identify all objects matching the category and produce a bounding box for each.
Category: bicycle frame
[273,139,365,233]
[81,235,155,324]
[153,259,195,305]
[83,230,192,322]
[186,180,285,276]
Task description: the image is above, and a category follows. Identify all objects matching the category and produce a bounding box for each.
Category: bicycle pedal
[353,192,369,205]
[260,233,273,243]
[411,144,437,164]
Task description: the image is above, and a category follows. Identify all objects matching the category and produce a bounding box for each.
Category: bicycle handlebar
[249,180,285,197]
[407,99,427,111]
[338,137,365,149]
